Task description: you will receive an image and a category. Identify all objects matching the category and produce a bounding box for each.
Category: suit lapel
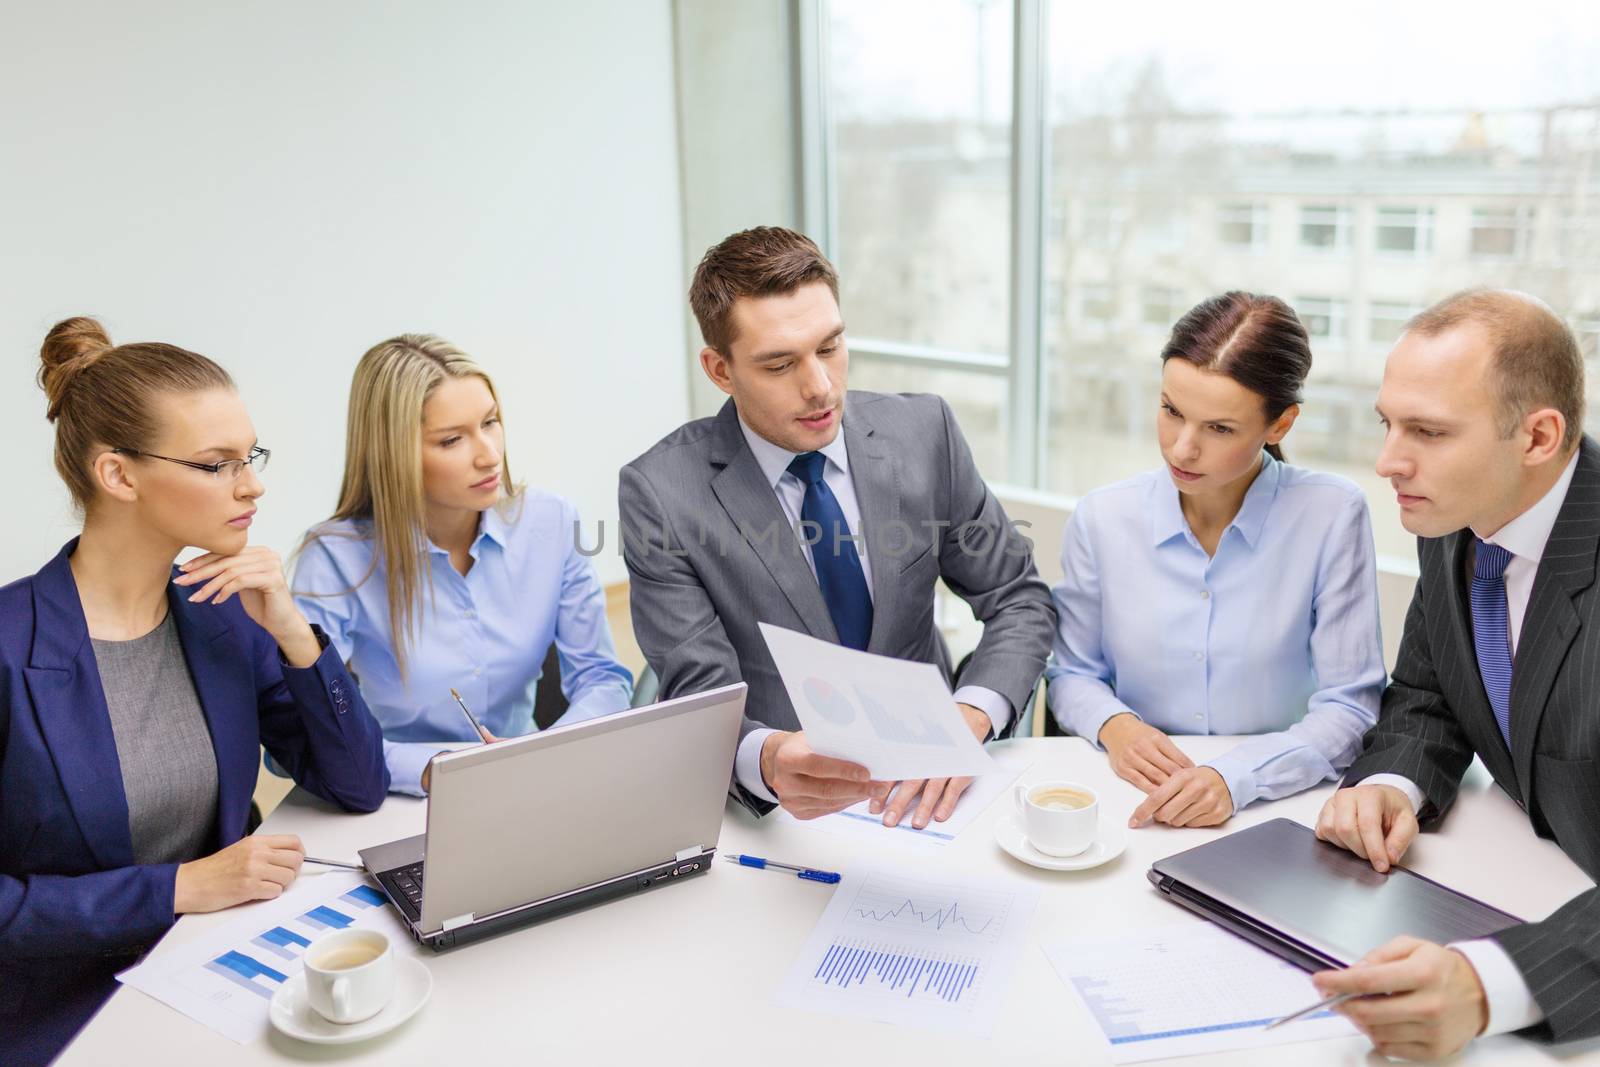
[707,401,838,641]
[25,540,134,870]
[1510,439,1600,793]
[843,404,901,653]
[169,587,253,845]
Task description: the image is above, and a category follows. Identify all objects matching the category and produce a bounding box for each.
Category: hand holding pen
[421,688,501,794]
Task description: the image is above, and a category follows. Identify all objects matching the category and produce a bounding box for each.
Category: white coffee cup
[302,928,395,1024]
[1013,779,1099,857]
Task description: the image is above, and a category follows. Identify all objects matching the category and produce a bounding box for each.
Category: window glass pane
[827,0,1012,358]
[1041,2,1600,562]
[847,356,1009,479]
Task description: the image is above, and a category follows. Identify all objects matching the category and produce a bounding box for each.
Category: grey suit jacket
[620,391,1056,815]
[1345,435,1600,1043]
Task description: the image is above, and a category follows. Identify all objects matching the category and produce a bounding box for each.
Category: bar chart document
[1043,922,1358,1063]
[759,622,997,780]
[777,865,1039,1036]
[118,872,415,1043]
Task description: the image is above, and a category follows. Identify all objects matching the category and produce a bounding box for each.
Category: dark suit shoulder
[0,574,39,658]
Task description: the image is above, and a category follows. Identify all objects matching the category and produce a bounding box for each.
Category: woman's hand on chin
[173,546,321,666]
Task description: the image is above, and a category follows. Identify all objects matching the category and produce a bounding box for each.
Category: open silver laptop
[358,683,746,951]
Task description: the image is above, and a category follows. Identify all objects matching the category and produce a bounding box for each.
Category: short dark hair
[1160,292,1313,462]
[1406,288,1585,451]
[688,227,840,353]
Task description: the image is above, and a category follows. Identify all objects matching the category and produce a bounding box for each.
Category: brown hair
[688,226,840,353]
[38,316,235,510]
[1406,288,1585,452]
[1160,292,1313,462]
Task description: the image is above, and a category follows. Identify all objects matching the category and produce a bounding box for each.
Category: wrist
[1450,950,1491,1036]
[274,616,322,668]
[173,862,195,913]
[958,703,993,741]
[759,731,789,792]
[1097,712,1137,747]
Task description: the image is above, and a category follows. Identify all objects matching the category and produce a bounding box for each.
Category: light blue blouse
[1044,455,1385,811]
[292,490,633,795]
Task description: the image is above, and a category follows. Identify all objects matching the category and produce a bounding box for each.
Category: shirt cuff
[1449,939,1545,1036]
[1356,773,1426,814]
[384,740,452,798]
[735,728,779,804]
[1199,752,1251,815]
[953,685,1011,739]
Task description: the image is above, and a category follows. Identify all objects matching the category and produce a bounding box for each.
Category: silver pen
[304,856,365,872]
[1265,991,1360,1030]
[449,687,490,741]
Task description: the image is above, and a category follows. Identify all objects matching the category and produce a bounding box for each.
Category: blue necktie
[1469,539,1514,750]
[787,451,873,651]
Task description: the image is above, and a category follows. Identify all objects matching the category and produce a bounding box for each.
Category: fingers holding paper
[760,730,877,820]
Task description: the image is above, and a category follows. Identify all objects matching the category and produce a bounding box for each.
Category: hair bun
[39,316,114,422]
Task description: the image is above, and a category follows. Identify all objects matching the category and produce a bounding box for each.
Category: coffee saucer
[269,956,432,1045]
[995,814,1127,871]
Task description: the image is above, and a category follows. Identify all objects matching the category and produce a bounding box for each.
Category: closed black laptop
[1148,818,1522,971]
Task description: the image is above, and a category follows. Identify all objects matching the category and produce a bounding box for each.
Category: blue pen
[722,853,841,884]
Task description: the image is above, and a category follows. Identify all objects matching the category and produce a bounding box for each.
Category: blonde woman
[292,335,633,795]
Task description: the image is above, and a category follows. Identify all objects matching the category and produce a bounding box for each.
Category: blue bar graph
[300,905,354,930]
[203,950,287,999]
[341,885,386,908]
[812,937,979,1004]
[250,925,312,960]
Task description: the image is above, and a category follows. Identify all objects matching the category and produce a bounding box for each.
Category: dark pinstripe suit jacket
[1346,436,1600,1043]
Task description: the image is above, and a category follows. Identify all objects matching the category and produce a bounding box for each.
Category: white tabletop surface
[61,737,1600,1066]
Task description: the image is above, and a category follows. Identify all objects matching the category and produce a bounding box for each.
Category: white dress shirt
[730,414,1013,802]
[1362,450,1578,1036]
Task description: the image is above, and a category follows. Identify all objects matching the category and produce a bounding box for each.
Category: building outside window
[812,0,1600,563]
[1300,205,1351,252]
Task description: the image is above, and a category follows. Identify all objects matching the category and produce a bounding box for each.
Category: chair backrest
[532,643,568,731]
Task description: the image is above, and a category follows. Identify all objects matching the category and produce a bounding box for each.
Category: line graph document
[1043,923,1358,1063]
[759,623,997,780]
[777,865,1039,1036]
[117,872,415,1043]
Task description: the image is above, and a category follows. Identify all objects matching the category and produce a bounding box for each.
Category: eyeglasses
[112,445,271,480]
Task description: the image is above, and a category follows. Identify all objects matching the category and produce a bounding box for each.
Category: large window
[806,0,1600,563]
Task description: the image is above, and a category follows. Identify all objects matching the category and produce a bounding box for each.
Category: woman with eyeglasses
[0,317,388,1064]
[290,334,633,796]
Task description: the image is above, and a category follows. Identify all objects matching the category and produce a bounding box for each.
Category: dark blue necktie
[787,451,873,650]
[1469,539,1514,749]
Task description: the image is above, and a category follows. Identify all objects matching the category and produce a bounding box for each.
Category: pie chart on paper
[803,676,857,725]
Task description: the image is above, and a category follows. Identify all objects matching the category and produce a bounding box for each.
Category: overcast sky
[830,0,1600,122]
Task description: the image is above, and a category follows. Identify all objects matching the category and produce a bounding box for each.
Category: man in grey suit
[621,226,1054,827]
[1311,289,1600,1059]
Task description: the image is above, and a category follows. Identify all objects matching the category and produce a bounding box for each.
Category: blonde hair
[303,334,517,677]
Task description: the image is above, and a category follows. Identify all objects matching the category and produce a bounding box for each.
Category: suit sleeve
[1341,544,1475,823]
[254,623,389,813]
[930,397,1056,733]
[1491,887,1600,1042]
[620,463,772,815]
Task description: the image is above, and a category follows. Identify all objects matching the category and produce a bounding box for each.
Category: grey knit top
[91,612,219,866]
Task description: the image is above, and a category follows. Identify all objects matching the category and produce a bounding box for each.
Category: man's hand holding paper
[758,624,999,827]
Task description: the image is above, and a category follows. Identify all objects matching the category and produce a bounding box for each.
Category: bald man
[1312,289,1600,1059]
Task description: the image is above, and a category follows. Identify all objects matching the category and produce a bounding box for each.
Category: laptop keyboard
[379,861,426,922]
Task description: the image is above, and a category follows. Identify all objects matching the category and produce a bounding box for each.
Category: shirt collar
[425,505,508,558]
[736,411,851,489]
[1475,450,1580,564]
[1149,451,1282,550]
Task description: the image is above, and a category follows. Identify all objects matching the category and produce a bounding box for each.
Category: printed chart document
[1043,922,1357,1063]
[777,865,1039,1036]
[778,754,1030,847]
[118,872,415,1043]
[759,622,997,780]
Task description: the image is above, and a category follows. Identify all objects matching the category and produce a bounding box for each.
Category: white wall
[0,0,688,585]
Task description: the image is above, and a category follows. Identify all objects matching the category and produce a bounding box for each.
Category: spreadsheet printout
[1044,922,1358,1063]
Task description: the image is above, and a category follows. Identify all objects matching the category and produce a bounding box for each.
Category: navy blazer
[0,541,389,1065]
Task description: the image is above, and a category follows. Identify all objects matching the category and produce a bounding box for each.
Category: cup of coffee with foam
[302,929,395,1024]
[1013,780,1098,856]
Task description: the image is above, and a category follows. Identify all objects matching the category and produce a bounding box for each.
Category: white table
[62,738,1600,1065]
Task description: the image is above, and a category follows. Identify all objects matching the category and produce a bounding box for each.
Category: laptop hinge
[441,912,475,932]
[675,846,705,862]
